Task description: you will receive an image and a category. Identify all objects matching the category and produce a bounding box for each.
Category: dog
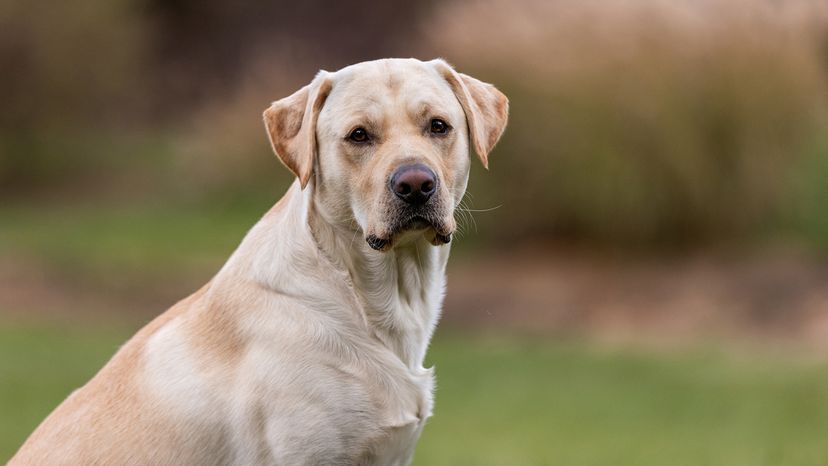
[10,58,508,466]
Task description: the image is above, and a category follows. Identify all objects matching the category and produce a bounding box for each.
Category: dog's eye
[348,127,370,143]
[430,119,449,135]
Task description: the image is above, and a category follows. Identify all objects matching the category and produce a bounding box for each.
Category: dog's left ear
[432,60,509,169]
[263,72,332,189]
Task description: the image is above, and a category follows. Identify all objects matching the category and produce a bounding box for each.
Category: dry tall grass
[422,0,828,246]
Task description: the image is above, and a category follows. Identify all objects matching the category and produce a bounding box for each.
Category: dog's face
[264,59,508,251]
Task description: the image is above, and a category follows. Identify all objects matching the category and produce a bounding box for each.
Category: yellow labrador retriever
[11,58,508,466]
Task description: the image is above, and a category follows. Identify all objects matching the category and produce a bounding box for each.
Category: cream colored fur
[10,58,508,466]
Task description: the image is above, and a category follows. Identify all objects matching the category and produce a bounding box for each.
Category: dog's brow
[413,101,448,122]
[343,115,381,134]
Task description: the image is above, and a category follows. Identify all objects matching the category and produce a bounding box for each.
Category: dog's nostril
[421,180,434,194]
[396,183,412,195]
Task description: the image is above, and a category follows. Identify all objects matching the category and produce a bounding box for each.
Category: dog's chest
[372,417,428,466]
[370,366,434,465]
[225,339,436,465]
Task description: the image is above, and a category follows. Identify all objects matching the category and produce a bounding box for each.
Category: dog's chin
[365,216,453,252]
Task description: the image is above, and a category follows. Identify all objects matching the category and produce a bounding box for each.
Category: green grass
[0,199,267,281]
[1,324,827,465]
[0,323,135,461]
[418,335,828,466]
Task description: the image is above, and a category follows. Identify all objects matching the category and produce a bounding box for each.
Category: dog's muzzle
[364,164,454,251]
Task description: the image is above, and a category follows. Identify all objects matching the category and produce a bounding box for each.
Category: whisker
[457,204,503,213]
[453,192,501,235]
[348,217,361,249]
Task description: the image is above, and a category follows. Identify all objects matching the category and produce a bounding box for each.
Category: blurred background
[3,0,828,463]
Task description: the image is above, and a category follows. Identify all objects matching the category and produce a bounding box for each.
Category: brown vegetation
[422,0,828,246]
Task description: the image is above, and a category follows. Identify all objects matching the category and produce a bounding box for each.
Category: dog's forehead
[323,59,458,117]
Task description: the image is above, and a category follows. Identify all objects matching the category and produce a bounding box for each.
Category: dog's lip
[365,216,454,251]
[405,216,432,230]
[366,234,391,251]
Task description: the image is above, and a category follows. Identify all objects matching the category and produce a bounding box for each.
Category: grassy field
[0,199,265,278]
[2,323,827,465]
[3,201,828,464]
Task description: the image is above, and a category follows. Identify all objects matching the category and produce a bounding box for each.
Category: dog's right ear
[263,72,332,189]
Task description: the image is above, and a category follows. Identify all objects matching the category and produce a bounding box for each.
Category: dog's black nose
[389,164,437,205]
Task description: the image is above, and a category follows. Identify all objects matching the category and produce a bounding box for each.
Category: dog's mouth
[365,213,453,252]
[404,215,433,231]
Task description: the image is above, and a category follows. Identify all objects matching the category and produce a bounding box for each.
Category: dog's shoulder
[9,283,222,465]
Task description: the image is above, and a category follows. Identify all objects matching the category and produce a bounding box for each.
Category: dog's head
[263,58,508,251]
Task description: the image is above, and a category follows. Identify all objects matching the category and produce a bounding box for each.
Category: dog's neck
[306,184,450,370]
[226,182,449,370]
